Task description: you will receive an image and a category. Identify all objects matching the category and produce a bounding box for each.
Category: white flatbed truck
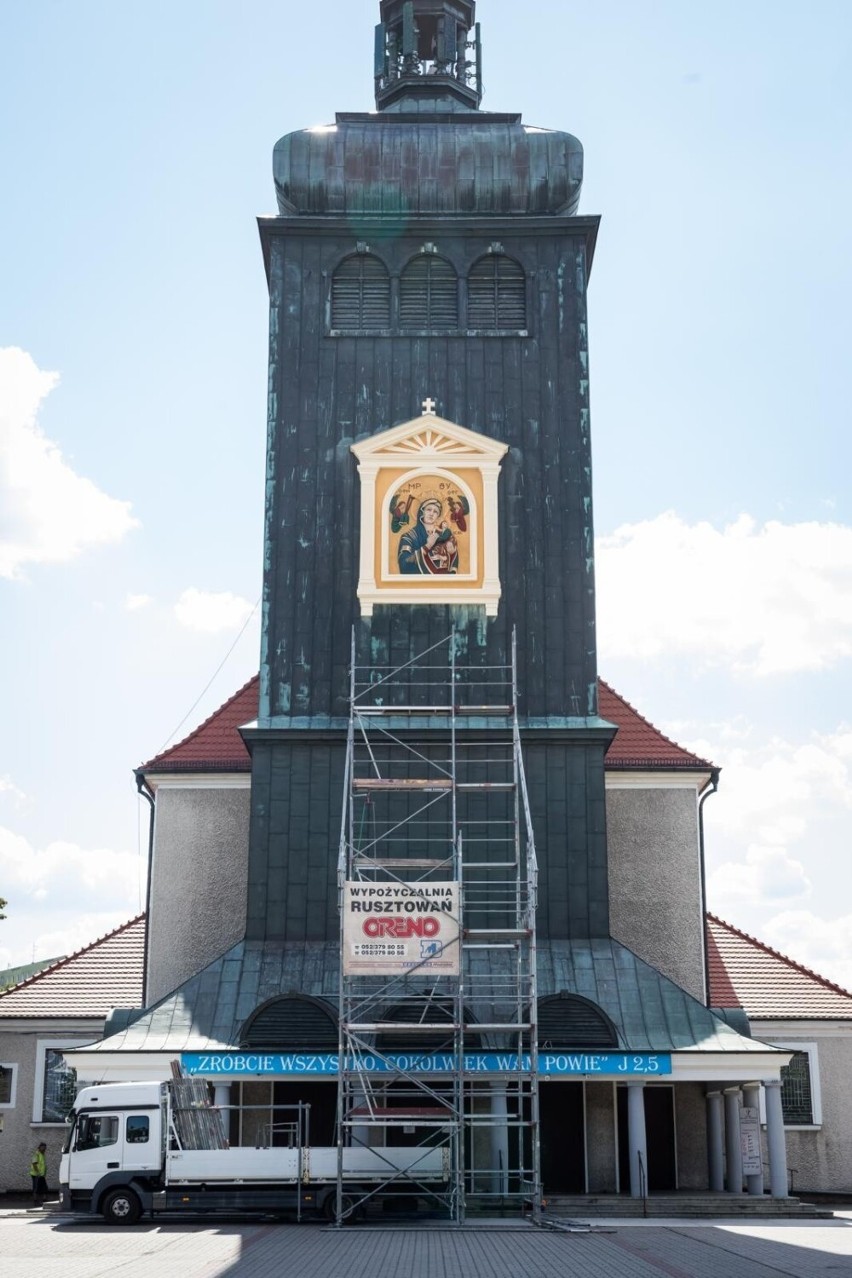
[59,1081,448,1224]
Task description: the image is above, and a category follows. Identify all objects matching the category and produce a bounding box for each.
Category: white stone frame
[0,1062,17,1109]
[32,1038,89,1126]
[351,410,508,617]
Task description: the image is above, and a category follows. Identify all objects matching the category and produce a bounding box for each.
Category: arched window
[331,255,391,330]
[467,255,526,330]
[240,994,338,1050]
[399,256,458,329]
[537,993,618,1049]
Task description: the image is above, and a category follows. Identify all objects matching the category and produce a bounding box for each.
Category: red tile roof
[5,911,845,1027]
[598,681,713,770]
[142,675,712,774]
[141,676,258,772]
[707,914,852,1020]
[0,916,145,1019]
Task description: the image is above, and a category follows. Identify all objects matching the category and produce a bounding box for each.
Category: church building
[69,1,800,1214]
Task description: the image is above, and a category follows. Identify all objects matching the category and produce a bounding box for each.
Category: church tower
[250,0,609,947]
[87,1,789,1217]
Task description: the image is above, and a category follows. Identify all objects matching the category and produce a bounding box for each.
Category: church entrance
[616,1085,676,1191]
[273,1080,337,1146]
[539,1083,586,1193]
[231,1079,337,1148]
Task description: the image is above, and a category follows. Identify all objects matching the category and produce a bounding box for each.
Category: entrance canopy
[66,936,788,1084]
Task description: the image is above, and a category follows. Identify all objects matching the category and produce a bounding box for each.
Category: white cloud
[174,587,254,633]
[0,912,138,973]
[0,821,144,969]
[762,910,852,994]
[124,592,153,611]
[0,775,26,805]
[700,727,852,846]
[0,912,136,973]
[708,844,812,912]
[0,347,139,578]
[692,723,852,986]
[665,715,754,750]
[597,512,852,675]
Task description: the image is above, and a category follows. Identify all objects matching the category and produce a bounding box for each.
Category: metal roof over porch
[68,935,778,1070]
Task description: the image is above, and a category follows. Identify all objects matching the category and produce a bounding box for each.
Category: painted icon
[390,483,470,576]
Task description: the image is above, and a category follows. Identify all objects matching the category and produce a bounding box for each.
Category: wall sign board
[182,1051,674,1078]
[342,881,460,975]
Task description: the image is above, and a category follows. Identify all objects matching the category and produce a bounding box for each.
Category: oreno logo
[362,916,441,939]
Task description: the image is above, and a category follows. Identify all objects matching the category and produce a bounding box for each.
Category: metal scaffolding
[335,629,541,1223]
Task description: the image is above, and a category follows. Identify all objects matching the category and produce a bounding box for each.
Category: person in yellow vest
[29,1142,48,1205]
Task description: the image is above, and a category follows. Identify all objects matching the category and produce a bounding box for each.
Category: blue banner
[182,1051,671,1078]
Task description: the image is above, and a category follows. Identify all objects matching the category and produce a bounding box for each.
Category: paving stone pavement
[1,1213,851,1277]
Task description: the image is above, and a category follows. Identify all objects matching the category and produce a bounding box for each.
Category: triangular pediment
[351,413,508,463]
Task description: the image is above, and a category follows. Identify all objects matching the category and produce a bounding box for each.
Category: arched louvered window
[467,255,526,330]
[399,256,458,330]
[331,255,391,330]
[240,995,338,1050]
[537,993,618,1049]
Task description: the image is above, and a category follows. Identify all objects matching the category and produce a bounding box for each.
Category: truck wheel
[102,1188,141,1226]
[324,1191,360,1224]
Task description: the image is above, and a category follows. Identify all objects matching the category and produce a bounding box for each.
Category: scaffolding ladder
[335,629,540,1224]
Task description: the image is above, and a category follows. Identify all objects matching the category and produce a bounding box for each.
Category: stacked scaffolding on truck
[336,630,541,1223]
[168,1064,229,1150]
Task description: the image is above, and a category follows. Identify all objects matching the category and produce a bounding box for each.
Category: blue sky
[1,1,851,987]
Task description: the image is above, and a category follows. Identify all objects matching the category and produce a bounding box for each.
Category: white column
[706,1091,725,1191]
[481,461,503,613]
[723,1087,743,1193]
[742,1083,765,1197]
[213,1083,231,1144]
[355,461,378,613]
[764,1080,789,1199]
[490,1086,510,1196]
[627,1082,648,1199]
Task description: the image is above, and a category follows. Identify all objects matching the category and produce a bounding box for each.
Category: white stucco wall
[146,783,251,1004]
[754,1024,852,1195]
[0,1023,101,1193]
[606,782,706,1003]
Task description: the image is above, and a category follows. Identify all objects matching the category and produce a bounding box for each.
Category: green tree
[0,897,5,919]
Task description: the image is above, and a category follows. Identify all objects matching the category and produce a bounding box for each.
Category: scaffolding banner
[343,881,461,975]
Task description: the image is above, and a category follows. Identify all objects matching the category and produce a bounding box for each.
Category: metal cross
[422,397,437,415]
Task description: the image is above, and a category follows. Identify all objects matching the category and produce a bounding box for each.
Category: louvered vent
[468,256,526,330]
[537,993,618,1048]
[240,995,338,1049]
[331,255,391,330]
[399,257,458,329]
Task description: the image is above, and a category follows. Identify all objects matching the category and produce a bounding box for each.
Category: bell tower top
[375,0,482,111]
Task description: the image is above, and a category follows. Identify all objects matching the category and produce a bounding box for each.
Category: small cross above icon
[421,397,437,416]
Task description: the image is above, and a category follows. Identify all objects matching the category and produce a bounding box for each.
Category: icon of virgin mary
[397,494,459,575]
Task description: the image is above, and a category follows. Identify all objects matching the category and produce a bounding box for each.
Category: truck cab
[60,1082,165,1222]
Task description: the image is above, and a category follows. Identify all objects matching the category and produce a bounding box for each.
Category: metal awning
[66,936,780,1071]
